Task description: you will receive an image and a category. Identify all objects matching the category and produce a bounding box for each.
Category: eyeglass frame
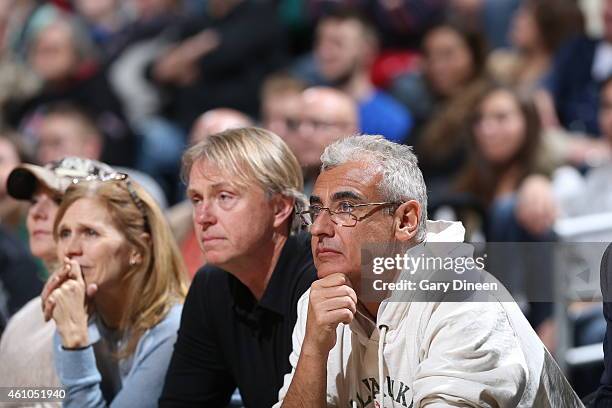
[298,201,401,228]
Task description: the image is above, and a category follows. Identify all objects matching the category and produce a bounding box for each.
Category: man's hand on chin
[302,273,357,358]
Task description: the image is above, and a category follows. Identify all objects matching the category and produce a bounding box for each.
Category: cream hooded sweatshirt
[275,220,583,408]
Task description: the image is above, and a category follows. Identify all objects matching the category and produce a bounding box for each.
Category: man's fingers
[312,307,354,328]
[314,285,358,308]
[316,273,353,289]
[325,308,355,325]
[319,296,357,315]
[323,285,357,303]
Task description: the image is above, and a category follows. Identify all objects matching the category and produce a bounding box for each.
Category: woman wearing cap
[0,157,116,389]
[41,169,187,407]
[0,134,44,328]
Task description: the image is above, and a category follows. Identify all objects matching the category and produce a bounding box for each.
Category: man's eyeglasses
[298,202,400,228]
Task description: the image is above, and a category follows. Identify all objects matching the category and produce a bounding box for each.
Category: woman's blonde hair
[53,177,188,358]
[181,127,306,234]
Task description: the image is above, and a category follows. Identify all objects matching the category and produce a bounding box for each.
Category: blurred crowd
[1,0,612,397]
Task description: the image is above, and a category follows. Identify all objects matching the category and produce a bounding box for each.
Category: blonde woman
[42,169,187,407]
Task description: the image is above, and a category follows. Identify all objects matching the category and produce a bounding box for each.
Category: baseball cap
[7,157,116,201]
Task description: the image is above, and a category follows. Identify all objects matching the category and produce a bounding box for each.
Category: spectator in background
[0,0,41,129]
[547,0,612,135]
[519,76,612,241]
[309,8,412,143]
[260,72,305,149]
[487,0,608,171]
[151,0,286,131]
[488,0,584,95]
[392,20,488,195]
[554,75,612,217]
[455,84,558,346]
[190,108,253,145]
[167,108,254,277]
[104,0,187,205]
[7,5,136,167]
[261,80,358,189]
[456,84,555,242]
[127,0,184,23]
[306,0,447,49]
[305,0,525,56]
[73,0,129,49]
[0,158,115,390]
[392,19,488,134]
[0,136,43,332]
[296,87,358,196]
[0,0,38,56]
[35,103,102,166]
[449,0,519,49]
[33,102,168,209]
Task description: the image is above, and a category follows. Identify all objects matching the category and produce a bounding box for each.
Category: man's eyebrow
[186,182,238,196]
[310,191,365,204]
[211,182,236,190]
[331,191,364,202]
[310,195,322,204]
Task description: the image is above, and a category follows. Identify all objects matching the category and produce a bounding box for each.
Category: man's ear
[394,200,420,242]
[272,194,295,229]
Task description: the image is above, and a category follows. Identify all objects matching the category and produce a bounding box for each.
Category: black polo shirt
[159,232,316,407]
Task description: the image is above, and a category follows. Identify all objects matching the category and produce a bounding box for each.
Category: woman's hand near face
[42,257,98,322]
[47,258,91,349]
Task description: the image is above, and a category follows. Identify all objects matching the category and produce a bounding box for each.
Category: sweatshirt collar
[349,220,466,342]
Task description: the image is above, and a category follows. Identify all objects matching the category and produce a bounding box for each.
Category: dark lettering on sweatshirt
[348,376,413,408]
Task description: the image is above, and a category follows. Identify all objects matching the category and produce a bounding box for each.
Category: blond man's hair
[182,127,306,234]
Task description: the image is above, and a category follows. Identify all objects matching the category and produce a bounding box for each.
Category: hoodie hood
[351,219,467,340]
[424,219,465,242]
[347,220,468,408]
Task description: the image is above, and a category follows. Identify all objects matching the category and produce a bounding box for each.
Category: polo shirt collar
[229,234,299,319]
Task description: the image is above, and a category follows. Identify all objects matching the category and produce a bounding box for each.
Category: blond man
[159,127,317,407]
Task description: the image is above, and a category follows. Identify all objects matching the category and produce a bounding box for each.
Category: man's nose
[309,208,335,237]
[298,120,314,138]
[194,201,216,227]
